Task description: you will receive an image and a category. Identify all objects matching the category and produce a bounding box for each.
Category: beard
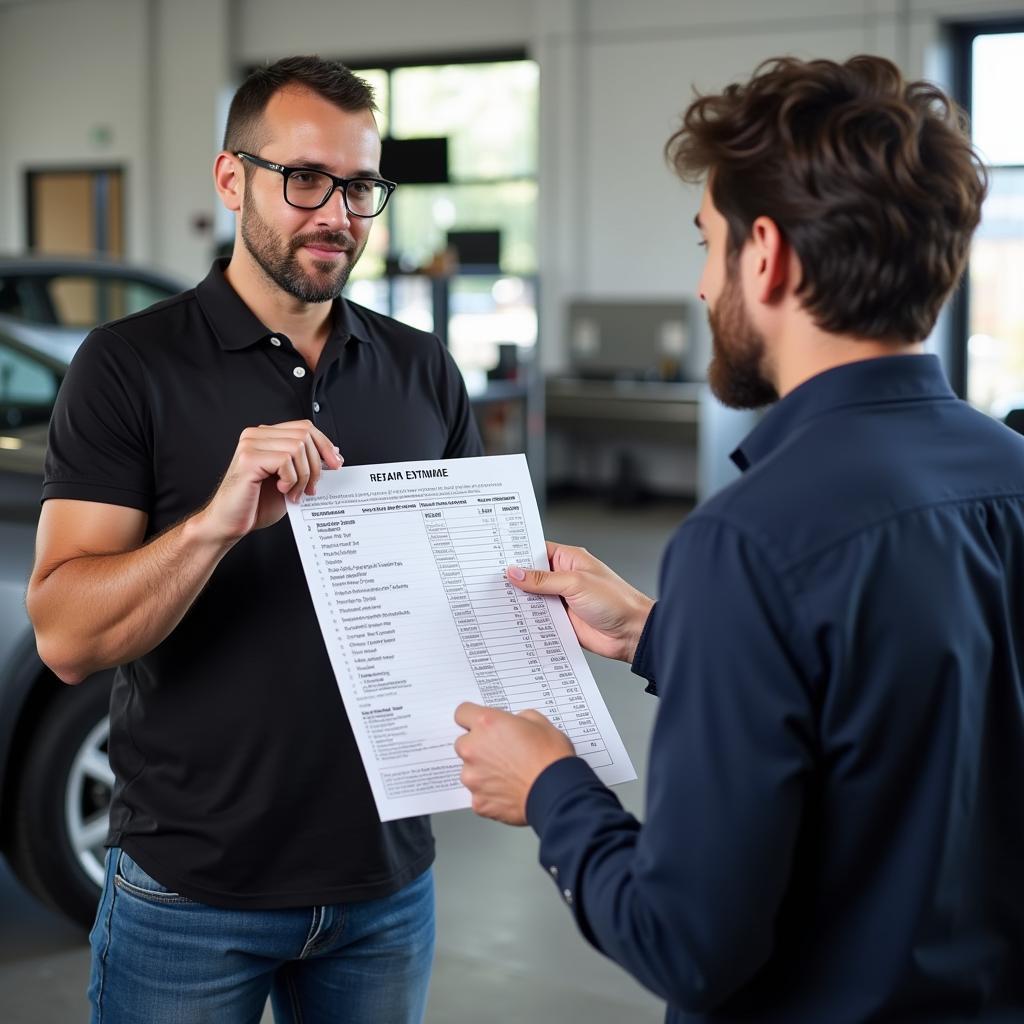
[240,183,364,304]
[706,270,778,410]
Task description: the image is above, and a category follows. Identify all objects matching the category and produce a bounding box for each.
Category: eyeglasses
[236,152,397,218]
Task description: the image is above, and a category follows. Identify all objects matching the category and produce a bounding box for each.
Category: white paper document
[287,454,636,821]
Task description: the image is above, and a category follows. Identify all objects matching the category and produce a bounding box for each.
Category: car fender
[0,632,55,810]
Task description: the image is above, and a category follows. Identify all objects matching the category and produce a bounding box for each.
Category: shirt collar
[195,257,369,351]
[730,354,956,471]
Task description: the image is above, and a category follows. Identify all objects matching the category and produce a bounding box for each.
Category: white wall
[1,0,1022,357]
[235,0,532,63]
[0,0,231,281]
[150,0,231,280]
[0,0,151,263]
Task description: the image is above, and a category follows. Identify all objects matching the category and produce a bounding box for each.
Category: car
[0,321,114,930]
[0,254,184,364]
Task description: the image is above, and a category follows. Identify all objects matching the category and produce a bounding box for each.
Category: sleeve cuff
[526,755,604,837]
[630,601,658,695]
[40,480,150,510]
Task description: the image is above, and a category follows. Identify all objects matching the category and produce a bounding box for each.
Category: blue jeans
[88,848,435,1024]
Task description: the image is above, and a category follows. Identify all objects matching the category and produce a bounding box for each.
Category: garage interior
[1,1,1022,1021]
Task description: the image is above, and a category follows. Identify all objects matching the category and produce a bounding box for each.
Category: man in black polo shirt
[455,56,1024,1022]
[28,56,481,1023]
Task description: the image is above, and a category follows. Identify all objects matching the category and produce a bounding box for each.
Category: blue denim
[88,848,435,1024]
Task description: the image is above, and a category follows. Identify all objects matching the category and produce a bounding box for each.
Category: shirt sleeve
[630,601,659,695]
[43,326,154,510]
[436,341,484,459]
[526,515,817,1014]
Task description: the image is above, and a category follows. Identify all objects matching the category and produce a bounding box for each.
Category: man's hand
[507,542,654,663]
[454,702,575,826]
[28,419,344,683]
[198,419,343,544]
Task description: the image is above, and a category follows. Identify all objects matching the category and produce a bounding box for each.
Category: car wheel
[8,673,113,930]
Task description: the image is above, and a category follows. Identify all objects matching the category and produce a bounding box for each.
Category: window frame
[354,51,539,347]
[949,18,1024,399]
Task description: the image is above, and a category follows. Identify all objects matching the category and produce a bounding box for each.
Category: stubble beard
[706,269,778,410]
[240,183,365,304]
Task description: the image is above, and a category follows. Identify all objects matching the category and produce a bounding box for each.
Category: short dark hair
[223,55,377,155]
[666,55,988,343]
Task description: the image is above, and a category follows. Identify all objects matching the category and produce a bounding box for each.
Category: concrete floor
[0,497,689,1023]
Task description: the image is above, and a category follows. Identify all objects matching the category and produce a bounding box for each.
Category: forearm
[29,509,232,683]
[526,760,768,1014]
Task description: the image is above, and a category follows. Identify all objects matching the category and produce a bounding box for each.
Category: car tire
[8,672,114,930]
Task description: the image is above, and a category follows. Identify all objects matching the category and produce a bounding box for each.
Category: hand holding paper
[506,541,655,663]
[454,702,576,826]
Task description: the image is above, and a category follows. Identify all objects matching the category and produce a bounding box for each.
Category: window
[954,24,1024,420]
[46,275,176,326]
[0,339,61,428]
[346,55,539,380]
[0,273,177,327]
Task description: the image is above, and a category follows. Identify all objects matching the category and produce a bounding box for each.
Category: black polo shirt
[43,259,483,908]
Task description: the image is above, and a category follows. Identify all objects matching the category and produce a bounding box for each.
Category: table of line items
[424,497,608,762]
[299,493,611,770]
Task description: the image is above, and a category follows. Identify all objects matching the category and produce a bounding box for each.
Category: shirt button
[562,888,573,906]
[270,336,282,347]
[548,865,558,880]
[313,401,321,413]
[293,366,307,379]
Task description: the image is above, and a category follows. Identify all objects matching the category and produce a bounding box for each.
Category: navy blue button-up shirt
[527,355,1024,1023]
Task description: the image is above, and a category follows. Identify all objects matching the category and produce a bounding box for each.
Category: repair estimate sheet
[286,453,636,821]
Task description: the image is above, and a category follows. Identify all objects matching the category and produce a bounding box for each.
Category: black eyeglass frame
[235,151,397,217]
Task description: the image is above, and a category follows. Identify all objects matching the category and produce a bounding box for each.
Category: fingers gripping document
[287,454,636,821]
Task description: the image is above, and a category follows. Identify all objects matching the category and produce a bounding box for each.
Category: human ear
[213,152,244,213]
[749,215,790,304]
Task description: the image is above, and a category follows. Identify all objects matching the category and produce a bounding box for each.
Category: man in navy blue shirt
[455,55,1024,1022]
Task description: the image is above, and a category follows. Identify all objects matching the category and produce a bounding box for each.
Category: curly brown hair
[666,55,988,343]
